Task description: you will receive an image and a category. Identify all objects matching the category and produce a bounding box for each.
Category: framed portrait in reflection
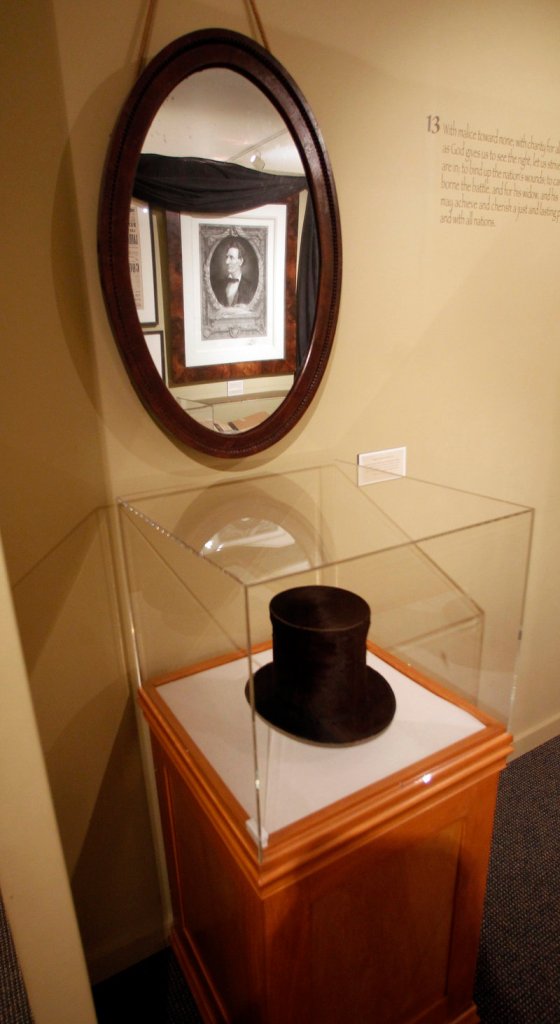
[165,198,297,384]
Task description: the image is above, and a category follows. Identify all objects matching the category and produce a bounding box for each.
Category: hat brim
[246,664,396,746]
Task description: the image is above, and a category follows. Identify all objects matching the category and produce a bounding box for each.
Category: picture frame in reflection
[165,197,297,384]
[129,200,158,325]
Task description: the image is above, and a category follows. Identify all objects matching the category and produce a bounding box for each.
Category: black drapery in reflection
[134,155,319,367]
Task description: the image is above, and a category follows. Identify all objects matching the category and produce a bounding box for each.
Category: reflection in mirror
[143,70,303,172]
[131,69,310,434]
[99,29,341,457]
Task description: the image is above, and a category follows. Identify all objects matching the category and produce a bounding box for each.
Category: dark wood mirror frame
[98,28,342,458]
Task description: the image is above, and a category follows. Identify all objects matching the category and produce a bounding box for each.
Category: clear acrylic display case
[117,461,533,859]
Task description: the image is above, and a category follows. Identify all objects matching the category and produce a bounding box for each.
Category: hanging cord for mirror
[135,0,271,78]
[244,0,271,51]
[136,0,158,77]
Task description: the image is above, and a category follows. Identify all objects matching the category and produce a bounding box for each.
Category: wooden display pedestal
[139,646,511,1024]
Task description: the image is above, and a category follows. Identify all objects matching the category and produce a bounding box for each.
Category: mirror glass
[136,69,305,433]
[99,30,341,457]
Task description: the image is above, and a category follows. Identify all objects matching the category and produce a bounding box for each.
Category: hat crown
[249,585,396,745]
[270,586,370,633]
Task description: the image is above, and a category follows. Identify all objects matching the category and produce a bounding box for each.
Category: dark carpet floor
[91,735,560,1024]
[473,734,560,1023]
[93,947,202,1023]
[0,893,34,1024]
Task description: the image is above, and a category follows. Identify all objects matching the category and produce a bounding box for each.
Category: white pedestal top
[158,650,484,837]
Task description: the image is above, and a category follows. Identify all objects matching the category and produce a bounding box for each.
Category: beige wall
[1,0,559,988]
[0,536,96,1023]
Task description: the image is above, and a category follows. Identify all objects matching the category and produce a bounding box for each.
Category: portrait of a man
[174,205,292,377]
[209,236,258,308]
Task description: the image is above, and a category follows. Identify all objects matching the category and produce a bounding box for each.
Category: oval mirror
[98,28,341,458]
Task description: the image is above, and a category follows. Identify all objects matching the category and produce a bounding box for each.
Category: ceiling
[142,68,304,174]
